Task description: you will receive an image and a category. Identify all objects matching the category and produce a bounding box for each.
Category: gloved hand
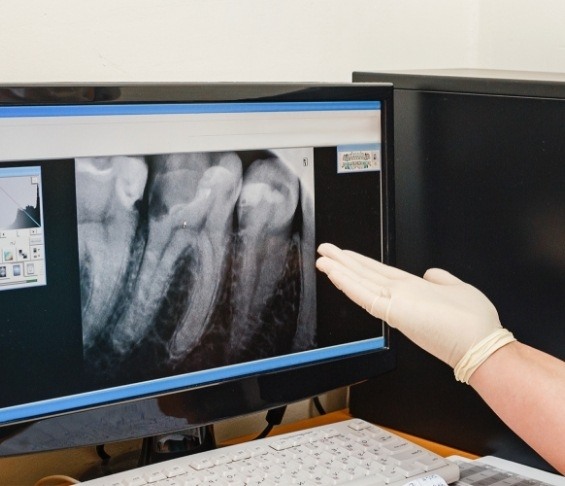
[316,243,515,382]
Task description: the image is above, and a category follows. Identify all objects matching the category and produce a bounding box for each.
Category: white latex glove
[316,243,515,379]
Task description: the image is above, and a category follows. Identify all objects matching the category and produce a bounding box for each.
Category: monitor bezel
[0,83,395,455]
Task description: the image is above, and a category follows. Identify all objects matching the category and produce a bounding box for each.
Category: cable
[312,396,326,415]
[254,405,287,440]
[95,444,111,463]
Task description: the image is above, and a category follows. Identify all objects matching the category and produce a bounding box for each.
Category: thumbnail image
[0,174,42,230]
[76,150,316,383]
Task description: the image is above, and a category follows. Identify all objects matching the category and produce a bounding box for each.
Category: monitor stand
[80,425,215,480]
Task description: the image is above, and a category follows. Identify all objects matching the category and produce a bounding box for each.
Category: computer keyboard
[80,418,460,485]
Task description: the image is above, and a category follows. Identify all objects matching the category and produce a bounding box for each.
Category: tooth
[228,155,301,358]
[167,153,243,361]
[110,152,242,357]
[76,156,148,349]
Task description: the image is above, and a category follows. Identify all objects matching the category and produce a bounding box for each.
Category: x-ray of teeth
[228,156,300,359]
[77,148,316,383]
[76,156,148,346]
[110,152,243,357]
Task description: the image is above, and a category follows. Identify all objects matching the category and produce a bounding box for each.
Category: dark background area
[314,146,387,347]
[0,160,84,408]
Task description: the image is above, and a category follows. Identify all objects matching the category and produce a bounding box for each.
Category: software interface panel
[0,166,46,290]
[0,98,386,426]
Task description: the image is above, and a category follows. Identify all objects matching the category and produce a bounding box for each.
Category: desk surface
[0,410,478,486]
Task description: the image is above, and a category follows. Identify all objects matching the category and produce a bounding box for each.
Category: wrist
[454,328,516,384]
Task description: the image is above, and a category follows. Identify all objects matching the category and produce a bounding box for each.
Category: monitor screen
[0,83,394,455]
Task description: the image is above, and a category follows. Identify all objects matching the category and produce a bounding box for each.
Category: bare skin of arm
[469,341,565,474]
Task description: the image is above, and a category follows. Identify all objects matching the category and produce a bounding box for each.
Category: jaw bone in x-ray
[76,149,316,381]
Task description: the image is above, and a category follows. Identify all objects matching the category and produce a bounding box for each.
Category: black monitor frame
[0,83,395,456]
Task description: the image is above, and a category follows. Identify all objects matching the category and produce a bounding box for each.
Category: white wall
[2,1,564,83]
[0,0,477,84]
[477,0,565,73]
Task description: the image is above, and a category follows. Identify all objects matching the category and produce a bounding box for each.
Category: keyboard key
[124,474,147,486]
[415,454,449,472]
[164,465,187,477]
[381,440,413,454]
[189,456,215,470]
[143,470,167,483]
[390,448,427,464]
[172,478,200,486]
[348,419,372,431]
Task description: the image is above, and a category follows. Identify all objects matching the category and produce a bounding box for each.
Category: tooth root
[76,156,148,348]
[110,152,243,357]
[167,157,244,360]
[228,156,301,357]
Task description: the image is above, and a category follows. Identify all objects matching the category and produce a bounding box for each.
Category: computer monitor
[0,83,395,458]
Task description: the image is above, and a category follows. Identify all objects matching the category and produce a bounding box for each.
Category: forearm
[469,341,565,474]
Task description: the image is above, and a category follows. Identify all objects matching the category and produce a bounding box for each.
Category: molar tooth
[76,156,148,348]
[110,152,243,358]
[228,156,301,358]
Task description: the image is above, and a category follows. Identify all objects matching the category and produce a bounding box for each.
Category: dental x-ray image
[76,149,316,384]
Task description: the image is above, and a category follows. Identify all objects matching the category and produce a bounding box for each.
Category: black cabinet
[351,70,565,473]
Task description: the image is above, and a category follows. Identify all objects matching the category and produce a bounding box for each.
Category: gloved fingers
[319,266,392,321]
[341,249,413,280]
[317,243,399,283]
[316,255,390,289]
